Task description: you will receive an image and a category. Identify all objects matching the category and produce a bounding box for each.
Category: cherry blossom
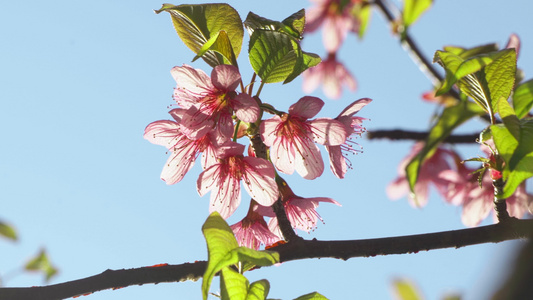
[144,108,221,185]
[306,0,360,52]
[171,64,260,140]
[387,143,458,207]
[303,53,357,99]
[326,98,371,178]
[197,142,278,219]
[260,96,347,179]
[230,203,280,250]
[256,180,340,235]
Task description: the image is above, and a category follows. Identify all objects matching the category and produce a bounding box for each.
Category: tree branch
[2,219,532,299]
[367,129,478,144]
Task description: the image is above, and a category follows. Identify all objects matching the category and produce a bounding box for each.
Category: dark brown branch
[367,129,478,144]
[2,219,532,300]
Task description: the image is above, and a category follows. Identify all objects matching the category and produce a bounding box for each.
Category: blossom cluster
[387,142,533,227]
[145,62,371,249]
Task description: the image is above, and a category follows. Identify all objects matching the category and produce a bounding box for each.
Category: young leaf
[443,43,499,59]
[403,0,432,28]
[25,249,58,282]
[193,30,238,66]
[512,78,533,119]
[491,119,533,198]
[283,51,321,84]
[484,49,517,113]
[0,221,17,241]
[246,279,270,300]
[155,3,243,67]
[220,267,249,300]
[391,278,422,300]
[405,101,485,194]
[248,30,300,83]
[293,292,329,300]
[497,97,520,140]
[244,10,305,40]
[353,1,372,39]
[202,212,239,300]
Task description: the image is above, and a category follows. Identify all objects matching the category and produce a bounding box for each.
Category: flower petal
[309,118,347,146]
[338,98,372,118]
[326,145,347,179]
[289,96,324,119]
[233,93,260,123]
[259,117,282,146]
[242,157,278,206]
[293,138,324,179]
[211,64,241,91]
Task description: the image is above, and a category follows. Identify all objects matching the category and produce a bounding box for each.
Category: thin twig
[366,129,478,144]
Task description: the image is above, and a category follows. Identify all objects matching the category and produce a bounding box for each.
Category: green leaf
[497,97,520,140]
[0,221,17,241]
[392,278,422,300]
[293,292,329,300]
[244,10,305,40]
[406,101,485,195]
[484,49,517,113]
[192,30,237,66]
[444,44,499,59]
[221,267,249,300]
[246,279,270,300]
[353,2,372,39]
[202,212,239,300]
[513,79,533,119]
[492,119,533,198]
[248,30,301,83]
[283,51,321,84]
[155,3,243,67]
[25,249,58,282]
[403,0,432,27]
[201,212,279,300]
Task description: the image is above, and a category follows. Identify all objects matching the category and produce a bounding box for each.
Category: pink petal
[505,33,520,57]
[322,17,347,53]
[338,98,372,117]
[293,138,324,179]
[211,64,241,91]
[233,93,260,123]
[144,120,181,148]
[242,157,278,206]
[386,177,409,200]
[160,145,196,185]
[327,145,347,179]
[171,65,213,107]
[289,96,324,119]
[302,64,324,93]
[309,118,347,145]
[270,137,296,175]
[461,197,492,227]
[260,117,282,146]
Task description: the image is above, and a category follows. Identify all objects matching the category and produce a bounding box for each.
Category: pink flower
[256,182,340,234]
[197,142,278,219]
[260,96,347,179]
[306,0,360,52]
[326,98,371,178]
[387,143,458,207]
[303,53,357,99]
[144,109,221,185]
[230,203,280,250]
[171,64,260,140]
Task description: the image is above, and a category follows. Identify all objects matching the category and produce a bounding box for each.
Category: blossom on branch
[306,0,360,52]
[197,142,278,219]
[326,97,371,178]
[260,96,347,179]
[303,53,357,99]
[143,109,221,185]
[230,202,280,250]
[171,64,259,140]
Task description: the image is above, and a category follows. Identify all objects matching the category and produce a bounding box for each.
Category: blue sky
[1,0,532,299]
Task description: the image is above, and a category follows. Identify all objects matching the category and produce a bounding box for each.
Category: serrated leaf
[293,292,329,300]
[406,101,485,194]
[221,267,249,300]
[512,78,533,119]
[193,30,237,66]
[244,10,304,40]
[25,249,58,282]
[246,279,270,300]
[0,221,17,241]
[497,97,520,140]
[283,51,321,84]
[492,119,533,198]
[202,212,239,300]
[485,48,517,113]
[392,278,422,300]
[403,0,432,28]
[155,3,243,67]
[248,30,301,83]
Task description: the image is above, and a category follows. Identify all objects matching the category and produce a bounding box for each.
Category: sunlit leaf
[492,119,533,198]
[221,267,249,300]
[155,3,243,67]
[353,1,372,39]
[248,30,301,83]
[484,48,517,113]
[403,0,432,28]
[392,278,422,300]
[0,221,17,241]
[497,97,520,140]
[25,249,58,282]
[193,30,237,66]
[202,212,239,300]
[443,43,499,59]
[513,78,533,119]
[406,101,485,194]
[293,291,329,300]
[246,279,270,300]
[244,10,305,40]
[283,51,321,84]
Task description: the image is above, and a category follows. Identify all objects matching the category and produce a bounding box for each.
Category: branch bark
[2,218,532,300]
[367,129,478,143]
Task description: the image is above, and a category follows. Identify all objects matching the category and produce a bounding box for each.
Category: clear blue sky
[1,0,532,299]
